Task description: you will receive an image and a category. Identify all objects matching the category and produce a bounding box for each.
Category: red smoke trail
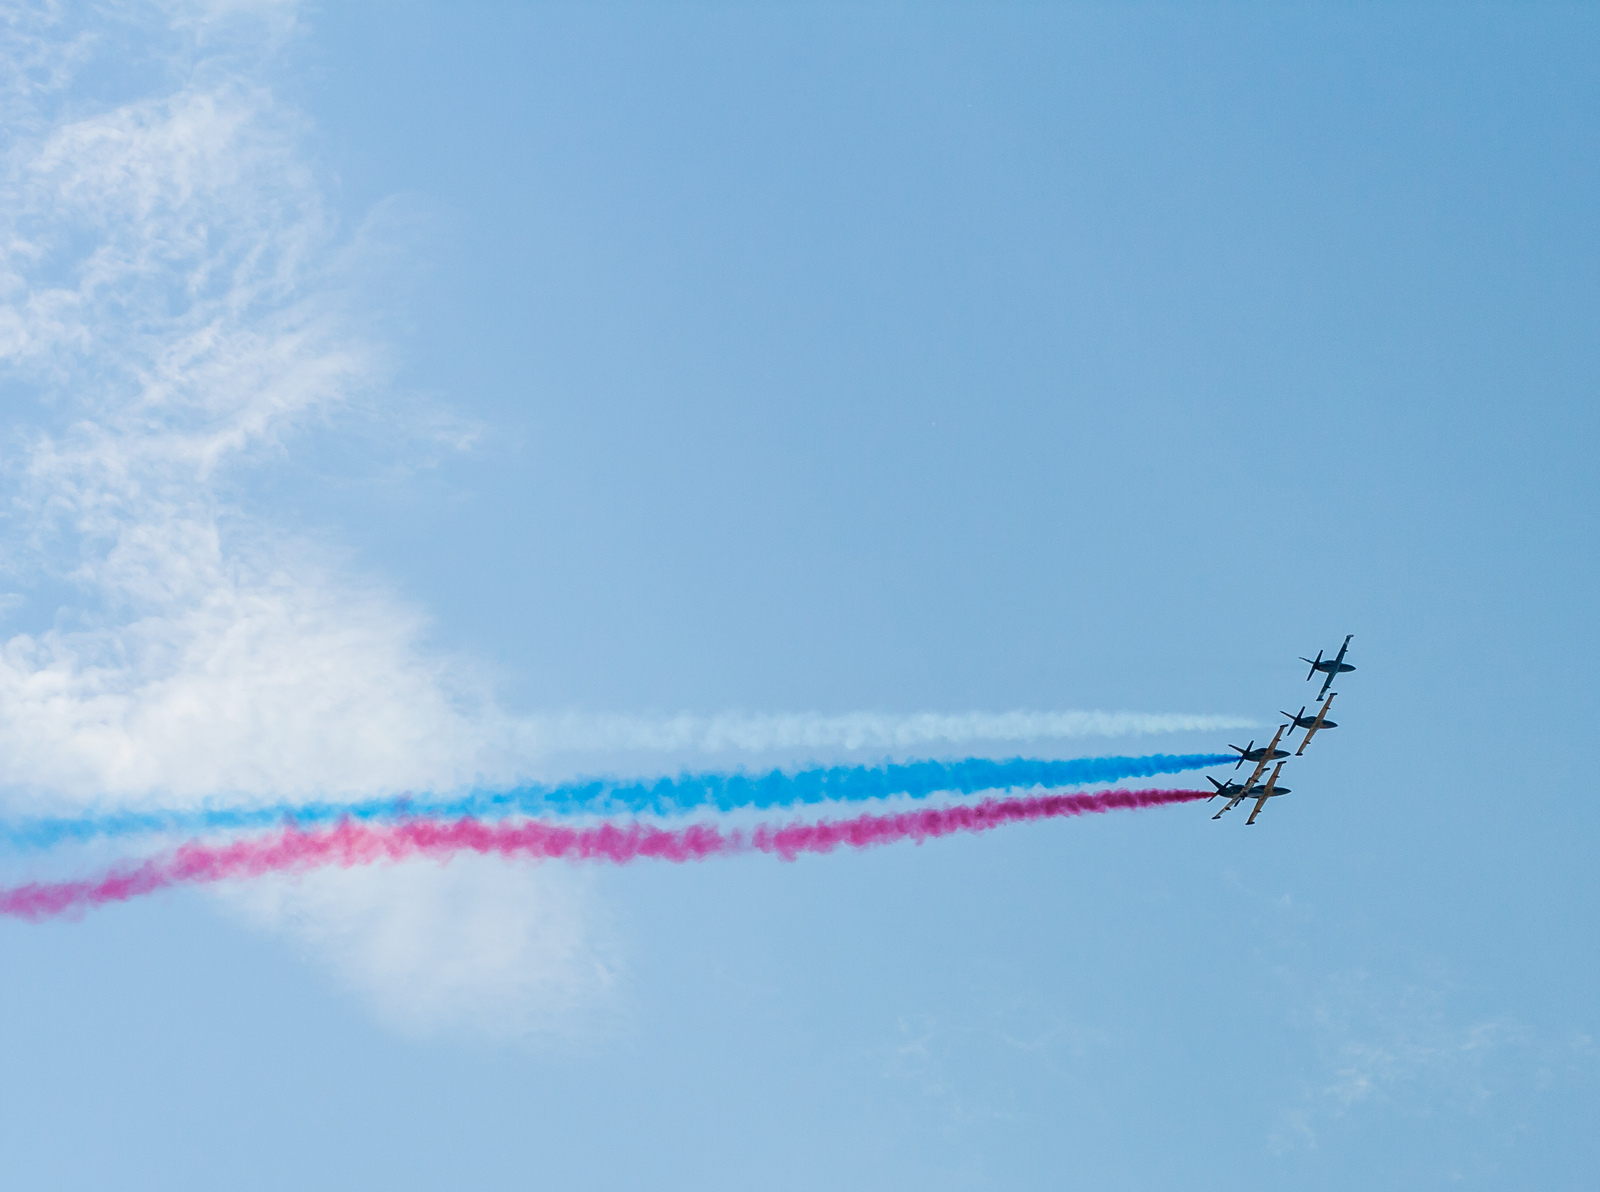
[0,787,1208,922]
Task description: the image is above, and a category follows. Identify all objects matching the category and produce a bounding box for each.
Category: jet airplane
[1301,633,1355,699]
[1205,775,1251,801]
[1211,765,1292,820]
[1228,727,1291,770]
[1205,775,1252,818]
[1283,693,1338,756]
[1245,761,1289,825]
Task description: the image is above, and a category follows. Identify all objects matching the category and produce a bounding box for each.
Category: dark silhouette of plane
[1282,693,1338,756]
[1229,727,1291,769]
[1205,776,1251,801]
[1302,634,1355,699]
[1212,763,1291,820]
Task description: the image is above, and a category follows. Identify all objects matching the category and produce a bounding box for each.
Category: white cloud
[0,545,511,807]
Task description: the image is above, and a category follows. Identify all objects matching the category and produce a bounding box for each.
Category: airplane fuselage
[1303,637,1356,695]
[1212,778,1291,819]
[1234,746,1290,763]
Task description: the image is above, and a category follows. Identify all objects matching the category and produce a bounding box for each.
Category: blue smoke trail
[1,753,1233,849]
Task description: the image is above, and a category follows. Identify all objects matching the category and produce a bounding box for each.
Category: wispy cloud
[1267,966,1568,1157]
[0,2,506,808]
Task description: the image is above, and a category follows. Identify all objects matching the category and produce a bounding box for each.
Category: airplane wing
[1245,761,1286,825]
[1295,693,1336,756]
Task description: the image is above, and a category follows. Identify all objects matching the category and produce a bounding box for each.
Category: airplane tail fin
[1206,776,1224,797]
[1302,650,1322,681]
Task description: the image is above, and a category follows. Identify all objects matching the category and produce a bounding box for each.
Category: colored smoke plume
[2,754,1231,848]
[2,788,1209,921]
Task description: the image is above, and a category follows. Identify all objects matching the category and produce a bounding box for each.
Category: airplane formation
[1208,634,1355,826]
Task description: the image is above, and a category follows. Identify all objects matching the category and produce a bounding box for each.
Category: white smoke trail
[526,710,1255,755]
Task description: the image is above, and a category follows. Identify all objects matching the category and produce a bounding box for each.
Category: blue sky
[1,3,1597,1189]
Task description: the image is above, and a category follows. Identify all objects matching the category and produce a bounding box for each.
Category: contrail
[534,711,1254,753]
[0,788,1210,921]
[1,754,1233,847]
